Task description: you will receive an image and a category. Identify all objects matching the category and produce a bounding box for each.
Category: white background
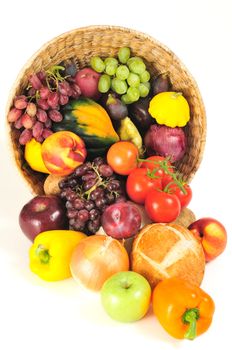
[0,1,231,349]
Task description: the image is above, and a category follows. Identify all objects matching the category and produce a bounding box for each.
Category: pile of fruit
[8,47,227,341]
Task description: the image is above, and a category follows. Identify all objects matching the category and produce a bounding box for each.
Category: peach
[188,217,227,262]
[41,131,87,176]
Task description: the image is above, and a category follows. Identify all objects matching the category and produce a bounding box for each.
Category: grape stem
[46,65,67,90]
[84,179,102,199]
[26,64,71,100]
[83,163,119,199]
[27,90,41,103]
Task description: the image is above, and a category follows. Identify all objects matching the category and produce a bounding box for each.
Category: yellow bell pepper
[29,230,86,281]
[148,91,190,128]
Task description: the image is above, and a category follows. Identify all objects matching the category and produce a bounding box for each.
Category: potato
[172,207,196,228]
[43,174,64,195]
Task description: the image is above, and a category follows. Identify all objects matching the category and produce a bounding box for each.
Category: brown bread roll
[131,223,205,288]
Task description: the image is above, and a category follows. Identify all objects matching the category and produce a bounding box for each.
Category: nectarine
[188,217,227,262]
[41,131,86,176]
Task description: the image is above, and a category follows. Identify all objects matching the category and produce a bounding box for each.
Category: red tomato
[140,156,173,187]
[165,183,192,208]
[126,168,162,204]
[145,189,181,223]
[107,141,139,175]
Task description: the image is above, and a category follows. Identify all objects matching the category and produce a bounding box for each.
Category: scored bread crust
[131,223,205,288]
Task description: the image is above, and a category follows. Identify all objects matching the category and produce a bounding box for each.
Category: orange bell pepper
[152,277,215,340]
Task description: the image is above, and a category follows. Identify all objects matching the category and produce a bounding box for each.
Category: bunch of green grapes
[90,47,151,104]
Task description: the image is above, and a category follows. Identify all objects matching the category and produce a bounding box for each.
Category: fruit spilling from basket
[8,46,227,340]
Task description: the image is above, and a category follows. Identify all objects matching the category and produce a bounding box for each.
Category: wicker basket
[6,25,206,195]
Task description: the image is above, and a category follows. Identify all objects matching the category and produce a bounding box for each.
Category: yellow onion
[70,235,129,291]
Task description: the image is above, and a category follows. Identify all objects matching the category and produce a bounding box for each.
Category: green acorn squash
[52,98,119,155]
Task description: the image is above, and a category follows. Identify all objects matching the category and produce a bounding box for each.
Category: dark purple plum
[101,202,141,239]
[151,72,172,95]
[129,97,153,131]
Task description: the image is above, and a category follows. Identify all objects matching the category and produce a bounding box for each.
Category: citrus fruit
[25,138,50,173]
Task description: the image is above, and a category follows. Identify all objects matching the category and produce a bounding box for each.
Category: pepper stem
[35,244,51,264]
[182,308,200,340]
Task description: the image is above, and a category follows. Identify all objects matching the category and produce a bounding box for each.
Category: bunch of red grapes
[59,157,126,235]
[7,64,80,145]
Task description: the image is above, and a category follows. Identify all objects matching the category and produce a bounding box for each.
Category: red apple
[188,217,227,262]
[19,195,68,241]
[75,67,101,99]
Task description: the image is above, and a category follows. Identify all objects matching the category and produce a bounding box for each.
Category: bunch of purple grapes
[7,64,81,145]
[59,157,126,235]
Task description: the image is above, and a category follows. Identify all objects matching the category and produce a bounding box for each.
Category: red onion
[144,124,187,162]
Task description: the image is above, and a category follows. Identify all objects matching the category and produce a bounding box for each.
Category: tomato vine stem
[137,157,187,194]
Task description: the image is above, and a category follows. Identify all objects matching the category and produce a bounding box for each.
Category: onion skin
[70,235,129,291]
[144,125,187,162]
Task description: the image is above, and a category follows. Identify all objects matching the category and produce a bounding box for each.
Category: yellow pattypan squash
[148,91,190,128]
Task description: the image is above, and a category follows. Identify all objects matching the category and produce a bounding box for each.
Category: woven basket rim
[5,25,207,194]
[5,25,205,111]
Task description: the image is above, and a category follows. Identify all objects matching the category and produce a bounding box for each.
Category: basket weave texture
[6,25,206,195]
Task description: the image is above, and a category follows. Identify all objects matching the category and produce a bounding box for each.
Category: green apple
[101,271,151,322]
